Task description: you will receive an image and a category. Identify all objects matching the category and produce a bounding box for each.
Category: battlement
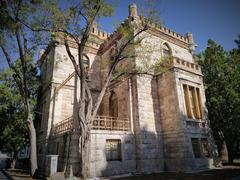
[90,26,111,40]
[99,13,194,54]
[140,16,190,44]
[172,57,202,75]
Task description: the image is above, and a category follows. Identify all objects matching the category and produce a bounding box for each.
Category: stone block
[45,155,58,177]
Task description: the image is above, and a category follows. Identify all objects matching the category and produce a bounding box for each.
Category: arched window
[109,91,118,118]
[83,54,90,70]
[162,43,171,57]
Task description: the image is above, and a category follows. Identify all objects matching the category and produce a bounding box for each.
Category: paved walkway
[113,167,240,180]
[0,171,9,180]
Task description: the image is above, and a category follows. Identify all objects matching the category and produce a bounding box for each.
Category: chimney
[128,3,138,18]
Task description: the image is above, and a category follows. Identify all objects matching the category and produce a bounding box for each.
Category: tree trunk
[64,130,81,178]
[11,157,16,169]
[81,137,90,180]
[27,113,38,177]
[226,142,234,164]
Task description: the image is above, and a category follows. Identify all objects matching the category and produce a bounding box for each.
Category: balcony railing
[92,116,130,131]
[53,115,130,134]
[53,116,73,134]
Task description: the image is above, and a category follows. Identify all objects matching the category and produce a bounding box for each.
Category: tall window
[109,91,118,118]
[183,84,202,119]
[191,138,201,158]
[106,139,121,161]
[162,43,171,57]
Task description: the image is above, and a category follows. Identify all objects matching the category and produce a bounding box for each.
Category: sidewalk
[2,169,31,180]
[0,171,9,180]
[112,166,240,180]
[2,166,240,180]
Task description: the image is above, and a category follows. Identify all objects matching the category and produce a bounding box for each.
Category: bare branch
[118,55,136,62]
[79,10,88,23]
[19,19,80,43]
[64,38,81,78]
[37,41,57,66]
[20,28,28,54]
[15,0,22,21]
[15,28,29,106]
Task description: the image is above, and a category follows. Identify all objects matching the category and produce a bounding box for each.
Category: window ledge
[186,118,202,123]
[186,120,206,128]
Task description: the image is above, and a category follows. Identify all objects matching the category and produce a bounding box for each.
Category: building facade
[36,4,216,177]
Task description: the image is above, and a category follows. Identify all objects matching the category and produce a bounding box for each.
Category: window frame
[183,84,203,120]
[191,138,201,158]
[105,139,122,161]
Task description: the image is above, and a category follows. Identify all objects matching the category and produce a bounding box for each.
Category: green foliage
[198,38,240,162]
[31,0,114,38]
[137,0,162,25]
[0,69,28,156]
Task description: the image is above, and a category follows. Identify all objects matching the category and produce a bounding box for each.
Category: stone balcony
[53,115,130,135]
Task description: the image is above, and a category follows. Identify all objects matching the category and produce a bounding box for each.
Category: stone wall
[155,68,213,172]
[174,68,214,170]
[100,79,129,118]
[89,131,136,177]
[131,75,164,173]
[157,71,193,171]
[136,31,195,68]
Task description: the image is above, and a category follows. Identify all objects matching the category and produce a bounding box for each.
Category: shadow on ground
[113,166,240,180]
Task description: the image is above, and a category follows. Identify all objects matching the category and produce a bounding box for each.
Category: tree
[198,39,240,164]
[24,0,164,178]
[0,0,55,176]
[0,68,29,168]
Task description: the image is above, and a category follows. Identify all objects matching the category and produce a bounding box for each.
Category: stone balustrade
[92,116,130,131]
[53,116,73,134]
[53,115,130,134]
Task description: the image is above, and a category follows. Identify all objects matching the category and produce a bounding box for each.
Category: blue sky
[1,0,239,69]
[100,0,240,52]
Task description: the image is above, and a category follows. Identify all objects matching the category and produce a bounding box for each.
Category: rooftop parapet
[100,4,197,54]
[140,16,190,44]
[172,57,202,75]
[90,26,111,40]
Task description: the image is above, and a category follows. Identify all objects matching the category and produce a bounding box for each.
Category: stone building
[36,4,216,178]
